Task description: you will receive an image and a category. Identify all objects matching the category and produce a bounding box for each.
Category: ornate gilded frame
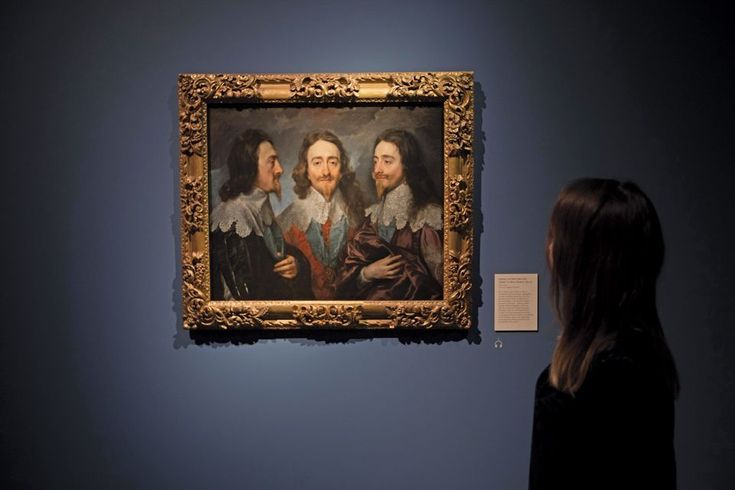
[178,72,474,330]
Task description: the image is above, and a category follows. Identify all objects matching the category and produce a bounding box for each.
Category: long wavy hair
[219,129,272,202]
[547,178,679,397]
[373,128,440,217]
[292,130,365,223]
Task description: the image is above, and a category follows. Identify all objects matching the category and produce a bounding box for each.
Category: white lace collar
[277,186,349,232]
[210,187,275,238]
[365,182,443,232]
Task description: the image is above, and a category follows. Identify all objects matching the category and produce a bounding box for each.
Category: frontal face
[254,141,283,198]
[373,140,405,198]
[306,139,341,200]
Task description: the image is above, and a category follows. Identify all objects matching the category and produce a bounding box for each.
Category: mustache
[373,173,388,179]
[316,176,335,181]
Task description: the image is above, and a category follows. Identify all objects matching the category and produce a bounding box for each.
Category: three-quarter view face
[373,140,405,198]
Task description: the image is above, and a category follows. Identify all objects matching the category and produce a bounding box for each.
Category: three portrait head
[219,127,441,223]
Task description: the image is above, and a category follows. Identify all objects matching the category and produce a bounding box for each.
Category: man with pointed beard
[277,130,365,299]
[209,129,312,300]
[337,128,443,300]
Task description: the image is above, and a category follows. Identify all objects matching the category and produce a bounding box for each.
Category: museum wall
[3,1,733,488]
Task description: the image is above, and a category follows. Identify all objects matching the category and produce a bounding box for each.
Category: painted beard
[374,174,398,199]
[312,177,338,200]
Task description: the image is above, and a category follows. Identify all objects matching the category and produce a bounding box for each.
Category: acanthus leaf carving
[181,175,206,235]
[385,246,472,329]
[183,251,269,329]
[178,74,260,157]
[290,75,359,100]
[387,73,473,156]
[447,175,473,233]
[292,305,363,327]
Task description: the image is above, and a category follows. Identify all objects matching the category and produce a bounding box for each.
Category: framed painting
[179,72,474,329]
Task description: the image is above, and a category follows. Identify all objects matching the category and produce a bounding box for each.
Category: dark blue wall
[3,1,733,488]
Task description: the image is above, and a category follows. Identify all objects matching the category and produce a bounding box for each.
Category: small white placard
[494,273,538,332]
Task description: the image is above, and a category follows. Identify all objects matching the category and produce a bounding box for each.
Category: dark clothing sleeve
[210,230,313,301]
[335,220,441,300]
[529,344,676,490]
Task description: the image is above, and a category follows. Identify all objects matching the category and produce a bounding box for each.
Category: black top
[529,331,676,490]
[210,229,313,300]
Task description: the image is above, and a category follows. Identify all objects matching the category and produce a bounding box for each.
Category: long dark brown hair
[373,128,440,217]
[219,129,272,202]
[292,130,365,223]
[547,178,679,397]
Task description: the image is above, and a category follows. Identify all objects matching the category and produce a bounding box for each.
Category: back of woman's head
[547,178,678,396]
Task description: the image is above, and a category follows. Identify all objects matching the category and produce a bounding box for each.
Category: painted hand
[273,255,299,279]
[362,254,403,281]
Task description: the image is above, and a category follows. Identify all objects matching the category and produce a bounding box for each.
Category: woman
[529,179,680,490]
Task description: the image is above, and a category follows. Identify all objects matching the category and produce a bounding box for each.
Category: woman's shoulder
[582,329,670,400]
[535,329,664,398]
[593,329,656,373]
[535,365,551,391]
[533,365,573,408]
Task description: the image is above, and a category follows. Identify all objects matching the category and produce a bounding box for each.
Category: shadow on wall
[170,81,487,347]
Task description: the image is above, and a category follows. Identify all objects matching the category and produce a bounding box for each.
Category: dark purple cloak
[336,220,442,300]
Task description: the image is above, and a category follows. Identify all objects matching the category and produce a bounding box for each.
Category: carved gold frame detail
[179,72,474,330]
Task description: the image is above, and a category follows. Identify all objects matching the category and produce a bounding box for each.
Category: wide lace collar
[277,186,348,232]
[365,182,443,232]
[210,188,275,238]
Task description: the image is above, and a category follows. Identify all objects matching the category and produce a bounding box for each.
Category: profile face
[254,141,283,198]
[373,140,405,198]
[306,139,341,200]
